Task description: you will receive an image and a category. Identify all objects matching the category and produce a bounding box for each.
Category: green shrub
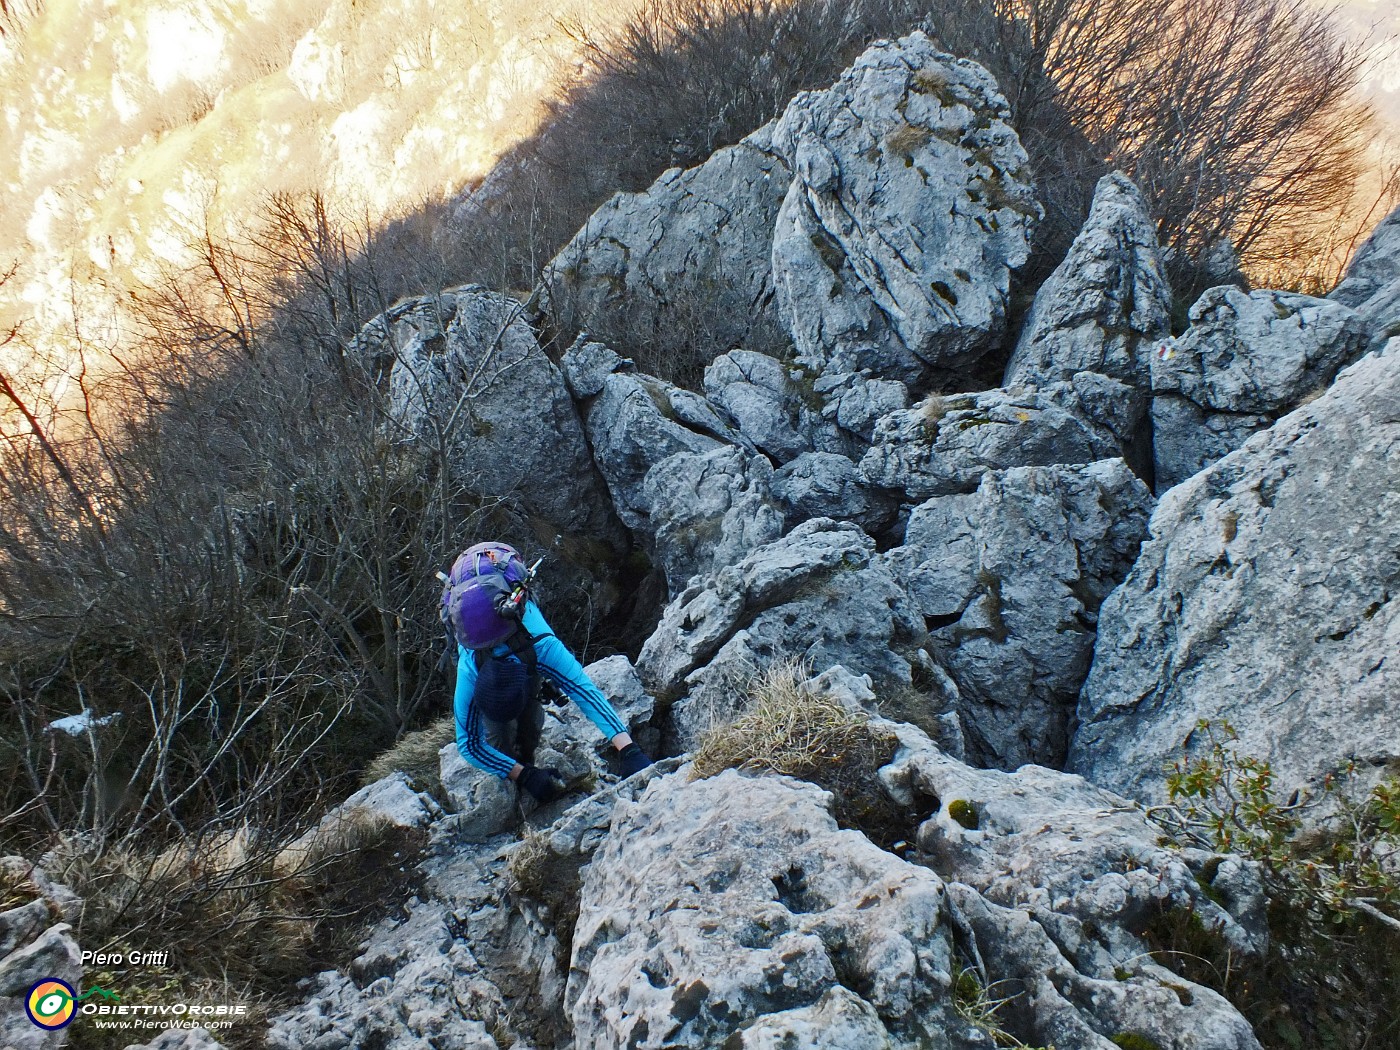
[1146,720,1400,1048]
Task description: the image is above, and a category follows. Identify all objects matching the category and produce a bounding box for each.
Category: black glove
[517,764,565,803]
[618,742,653,778]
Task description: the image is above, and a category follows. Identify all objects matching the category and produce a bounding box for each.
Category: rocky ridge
[9,26,1400,1050]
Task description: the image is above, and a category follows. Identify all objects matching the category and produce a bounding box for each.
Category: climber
[440,541,652,804]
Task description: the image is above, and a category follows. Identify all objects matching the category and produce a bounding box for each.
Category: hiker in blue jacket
[440,541,652,803]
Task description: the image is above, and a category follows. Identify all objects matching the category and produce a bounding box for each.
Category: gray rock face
[772,452,898,535]
[886,460,1153,768]
[567,769,966,1050]
[1004,172,1172,392]
[770,32,1039,387]
[1331,202,1400,342]
[376,287,621,542]
[277,772,442,873]
[268,832,518,1050]
[860,386,1121,501]
[1149,396,1271,492]
[703,351,848,462]
[636,519,923,748]
[880,722,1264,1050]
[559,336,630,399]
[812,372,911,443]
[580,370,728,532]
[537,126,791,362]
[268,765,678,1050]
[0,861,82,1050]
[569,758,1260,1050]
[1073,344,1400,803]
[642,446,785,597]
[1150,285,1369,490]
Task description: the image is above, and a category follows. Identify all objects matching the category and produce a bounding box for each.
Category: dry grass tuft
[692,659,870,781]
[360,715,455,790]
[691,659,908,847]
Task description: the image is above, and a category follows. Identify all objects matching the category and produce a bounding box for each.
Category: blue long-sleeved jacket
[454,601,629,777]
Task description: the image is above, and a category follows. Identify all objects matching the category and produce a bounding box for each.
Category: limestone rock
[559,336,630,399]
[636,520,923,747]
[1331,202,1400,343]
[277,773,442,873]
[582,371,739,532]
[882,723,1266,955]
[772,452,898,535]
[537,126,791,364]
[770,32,1039,387]
[566,769,966,1049]
[642,445,785,597]
[1150,285,1369,490]
[860,386,1120,501]
[1073,344,1400,802]
[0,924,82,1050]
[886,459,1152,768]
[883,722,1264,1049]
[1005,172,1172,392]
[267,833,516,1050]
[373,287,622,543]
[437,743,521,843]
[703,351,848,462]
[811,372,910,443]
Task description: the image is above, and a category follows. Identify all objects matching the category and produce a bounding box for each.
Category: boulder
[860,386,1120,502]
[885,459,1153,768]
[1150,285,1369,490]
[881,722,1265,1050]
[377,287,622,543]
[635,519,924,747]
[0,923,82,1050]
[558,336,630,399]
[579,370,729,532]
[537,125,791,363]
[770,32,1039,388]
[1330,202,1400,343]
[568,760,1260,1050]
[276,773,442,873]
[567,768,966,1049]
[772,452,898,535]
[642,446,785,598]
[1073,343,1400,803]
[703,351,848,462]
[1004,172,1172,393]
[811,372,910,443]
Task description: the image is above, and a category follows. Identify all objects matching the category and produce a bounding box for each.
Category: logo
[25,979,77,1029]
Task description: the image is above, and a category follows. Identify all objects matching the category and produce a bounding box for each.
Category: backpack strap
[474,623,550,704]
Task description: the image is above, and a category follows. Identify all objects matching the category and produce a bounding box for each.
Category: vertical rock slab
[536,127,791,364]
[1073,345,1400,803]
[886,459,1152,769]
[375,287,623,543]
[1005,172,1172,392]
[770,32,1039,388]
[1330,202,1400,344]
[642,446,785,598]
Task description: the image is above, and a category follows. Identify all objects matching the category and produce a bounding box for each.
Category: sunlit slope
[0,0,642,358]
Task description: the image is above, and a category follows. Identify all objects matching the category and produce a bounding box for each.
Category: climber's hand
[617,742,653,778]
[517,765,565,803]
